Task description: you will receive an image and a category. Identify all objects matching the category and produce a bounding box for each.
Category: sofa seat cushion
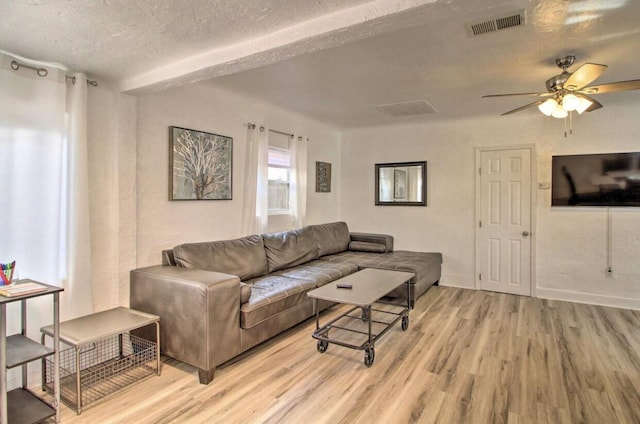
[272,259,358,287]
[262,227,319,273]
[240,275,316,329]
[173,234,268,281]
[320,250,443,287]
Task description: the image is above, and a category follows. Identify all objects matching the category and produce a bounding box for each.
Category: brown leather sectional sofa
[130,222,442,384]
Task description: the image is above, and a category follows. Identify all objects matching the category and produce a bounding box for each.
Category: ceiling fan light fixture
[538,98,557,116]
[483,55,640,128]
[575,96,594,114]
[562,93,580,111]
[551,103,568,119]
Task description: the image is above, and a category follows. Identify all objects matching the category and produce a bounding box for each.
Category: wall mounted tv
[552,152,640,207]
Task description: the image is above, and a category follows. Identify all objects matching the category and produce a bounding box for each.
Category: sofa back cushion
[173,234,268,281]
[309,221,351,257]
[262,227,319,273]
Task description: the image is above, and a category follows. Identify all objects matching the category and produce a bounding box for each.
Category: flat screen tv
[552,152,640,207]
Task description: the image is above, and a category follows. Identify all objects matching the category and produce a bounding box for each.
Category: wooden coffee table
[307,268,414,367]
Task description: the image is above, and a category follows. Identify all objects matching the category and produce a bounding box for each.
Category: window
[268,147,291,213]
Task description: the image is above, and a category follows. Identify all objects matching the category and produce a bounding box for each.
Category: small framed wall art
[169,126,233,200]
[316,161,332,192]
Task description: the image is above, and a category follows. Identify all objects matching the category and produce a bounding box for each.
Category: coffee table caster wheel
[364,348,375,367]
[401,315,409,331]
[317,340,328,353]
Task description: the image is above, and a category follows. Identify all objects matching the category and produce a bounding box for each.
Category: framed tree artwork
[169,126,233,200]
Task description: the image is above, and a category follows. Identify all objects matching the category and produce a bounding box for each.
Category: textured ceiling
[2,0,640,128]
[1,0,372,81]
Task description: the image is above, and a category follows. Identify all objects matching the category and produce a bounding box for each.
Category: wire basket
[44,332,157,412]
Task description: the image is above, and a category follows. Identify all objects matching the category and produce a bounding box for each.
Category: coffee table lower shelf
[312,300,409,367]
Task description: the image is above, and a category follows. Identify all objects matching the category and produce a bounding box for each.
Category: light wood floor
[43,286,640,424]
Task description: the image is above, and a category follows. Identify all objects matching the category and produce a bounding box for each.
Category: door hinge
[479,220,482,228]
[478,273,482,281]
[479,167,482,175]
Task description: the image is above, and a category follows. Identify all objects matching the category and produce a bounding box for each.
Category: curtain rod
[1,49,67,71]
[10,59,48,77]
[246,123,309,142]
[246,122,291,137]
[247,122,309,141]
[268,128,294,138]
[10,59,98,86]
[66,75,99,86]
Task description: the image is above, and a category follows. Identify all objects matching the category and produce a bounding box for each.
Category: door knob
[522,231,530,237]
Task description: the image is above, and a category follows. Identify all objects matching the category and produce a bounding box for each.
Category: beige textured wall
[135,82,342,268]
[86,81,342,310]
[341,104,640,309]
[87,85,137,311]
[86,80,640,311]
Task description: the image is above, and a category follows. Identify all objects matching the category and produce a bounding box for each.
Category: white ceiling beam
[118,0,439,94]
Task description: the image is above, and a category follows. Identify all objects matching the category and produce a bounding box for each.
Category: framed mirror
[375,161,427,206]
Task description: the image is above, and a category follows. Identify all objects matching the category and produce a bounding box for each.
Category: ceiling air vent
[466,9,526,37]
[374,100,437,117]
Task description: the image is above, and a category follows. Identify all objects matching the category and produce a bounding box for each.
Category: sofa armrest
[130,265,242,379]
[349,232,394,252]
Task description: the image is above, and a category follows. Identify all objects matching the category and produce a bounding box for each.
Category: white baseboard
[535,287,640,311]
[434,277,640,311]
[438,274,475,289]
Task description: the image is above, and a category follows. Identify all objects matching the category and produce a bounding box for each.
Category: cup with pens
[1,261,16,286]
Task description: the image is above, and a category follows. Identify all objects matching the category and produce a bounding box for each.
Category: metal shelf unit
[40,307,160,415]
[0,281,62,424]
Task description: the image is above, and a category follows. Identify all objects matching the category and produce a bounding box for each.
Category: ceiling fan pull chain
[570,111,573,135]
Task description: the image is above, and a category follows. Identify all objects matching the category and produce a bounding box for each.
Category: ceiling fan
[482,55,640,121]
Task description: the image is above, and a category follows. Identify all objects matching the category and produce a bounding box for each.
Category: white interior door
[477,148,532,296]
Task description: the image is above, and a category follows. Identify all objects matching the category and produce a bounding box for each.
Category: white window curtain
[241,124,269,235]
[63,71,94,320]
[290,135,308,229]
[0,51,94,327]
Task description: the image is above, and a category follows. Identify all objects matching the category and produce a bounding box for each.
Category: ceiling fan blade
[501,99,546,116]
[482,92,551,98]
[564,63,608,90]
[584,96,603,112]
[579,79,640,94]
